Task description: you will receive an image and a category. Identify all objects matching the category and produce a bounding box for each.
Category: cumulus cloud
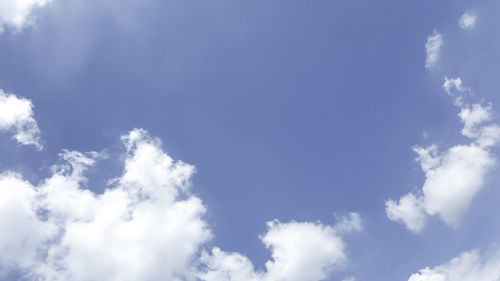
[459,12,477,30]
[0,172,56,272]
[0,0,51,33]
[386,77,500,232]
[408,249,500,281]
[0,89,42,149]
[0,128,357,281]
[200,216,361,281]
[0,129,211,280]
[425,31,443,69]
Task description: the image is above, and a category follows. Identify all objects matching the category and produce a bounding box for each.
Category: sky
[1,0,500,280]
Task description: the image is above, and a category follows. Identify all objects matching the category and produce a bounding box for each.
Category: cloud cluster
[0,0,51,33]
[408,249,500,281]
[0,128,359,281]
[0,89,42,149]
[386,77,500,232]
[425,31,443,69]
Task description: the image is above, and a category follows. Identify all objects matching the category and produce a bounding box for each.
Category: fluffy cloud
[0,0,51,33]
[0,172,56,272]
[425,31,443,69]
[0,128,358,281]
[386,193,426,233]
[0,129,211,281]
[459,12,477,30]
[200,216,361,281]
[386,77,500,232]
[0,89,42,149]
[408,249,500,281]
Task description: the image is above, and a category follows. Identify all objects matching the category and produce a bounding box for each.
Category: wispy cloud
[425,31,443,69]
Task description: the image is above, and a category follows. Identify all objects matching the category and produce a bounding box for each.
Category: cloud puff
[459,12,477,30]
[386,77,500,232]
[408,249,500,281]
[0,128,357,281]
[425,31,443,69]
[0,0,51,33]
[0,89,42,149]
[386,193,426,233]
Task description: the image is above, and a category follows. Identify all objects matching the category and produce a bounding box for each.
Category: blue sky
[1,0,500,280]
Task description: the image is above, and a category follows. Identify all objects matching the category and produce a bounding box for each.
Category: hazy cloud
[0,0,51,33]
[425,31,443,69]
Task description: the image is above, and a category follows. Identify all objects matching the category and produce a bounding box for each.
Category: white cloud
[0,89,42,149]
[200,219,351,281]
[408,249,500,281]
[443,76,468,95]
[0,129,210,280]
[0,172,56,273]
[0,128,356,281]
[416,143,494,227]
[386,77,500,232]
[459,12,477,30]
[425,31,443,69]
[458,103,492,138]
[386,193,426,233]
[443,76,471,106]
[0,0,51,33]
